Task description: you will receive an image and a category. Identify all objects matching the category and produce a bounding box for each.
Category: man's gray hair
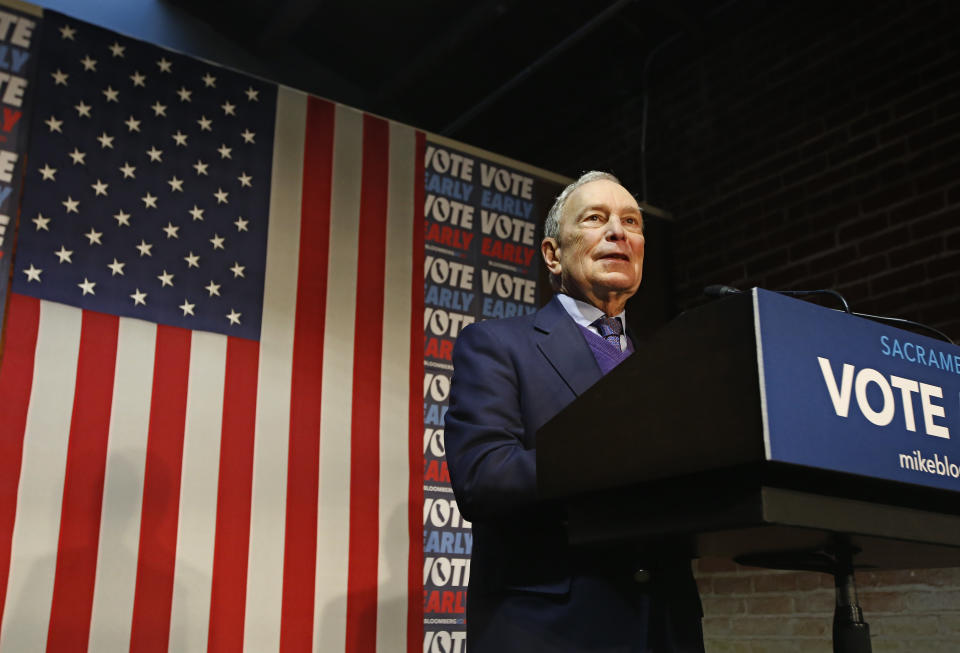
[543,170,622,240]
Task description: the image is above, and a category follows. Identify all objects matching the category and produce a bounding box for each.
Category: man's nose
[604,216,626,239]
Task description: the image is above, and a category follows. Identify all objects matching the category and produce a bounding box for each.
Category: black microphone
[703,284,743,297]
[775,289,851,314]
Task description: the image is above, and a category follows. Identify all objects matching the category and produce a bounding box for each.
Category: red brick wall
[563,0,960,650]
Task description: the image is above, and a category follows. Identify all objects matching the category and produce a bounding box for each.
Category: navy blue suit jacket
[445,296,703,653]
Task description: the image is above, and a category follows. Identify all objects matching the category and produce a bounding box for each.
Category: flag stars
[141,192,158,208]
[74,101,92,118]
[189,205,205,221]
[151,101,167,117]
[33,213,50,231]
[221,101,236,116]
[69,148,86,165]
[55,246,73,263]
[78,278,96,295]
[168,176,184,192]
[210,233,225,250]
[180,300,196,316]
[108,258,125,276]
[157,57,172,73]
[125,116,141,132]
[202,73,217,87]
[97,132,114,149]
[157,270,174,287]
[184,252,200,268]
[217,144,232,159]
[130,70,146,87]
[193,160,209,176]
[197,115,212,131]
[102,86,119,102]
[245,86,259,101]
[205,281,220,296]
[136,240,153,256]
[234,217,249,232]
[172,130,188,146]
[226,309,242,325]
[39,164,56,180]
[45,116,63,132]
[114,209,131,226]
[51,69,68,85]
[109,41,126,57]
[119,162,136,179]
[214,188,229,204]
[59,25,76,40]
[240,129,256,144]
[85,227,103,245]
[238,172,252,188]
[176,86,192,102]
[146,146,163,162]
[163,222,180,239]
[63,196,79,213]
[91,179,109,196]
[230,262,245,278]
[23,264,42,282]
[80,55,97,71]
[130,289,147,305]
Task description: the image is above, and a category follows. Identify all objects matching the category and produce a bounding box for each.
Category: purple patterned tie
[594,316,623,351]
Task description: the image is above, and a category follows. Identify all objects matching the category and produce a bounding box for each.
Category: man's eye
[585,214,601,221]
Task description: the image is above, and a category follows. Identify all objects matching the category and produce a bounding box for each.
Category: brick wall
[551,0,960,650]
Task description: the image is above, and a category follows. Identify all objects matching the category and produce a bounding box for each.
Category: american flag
[1,11,424,653]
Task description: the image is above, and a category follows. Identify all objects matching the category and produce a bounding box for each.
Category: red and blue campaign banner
[0,1,39,346]
[756,288,960,492]
[421,137,566,651]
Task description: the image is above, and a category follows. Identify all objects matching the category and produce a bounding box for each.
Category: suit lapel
[533,296,602,396]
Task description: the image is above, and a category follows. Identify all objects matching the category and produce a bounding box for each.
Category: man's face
[542,179,645,308]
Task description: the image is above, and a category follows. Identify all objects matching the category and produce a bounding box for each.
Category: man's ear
[541,237,562,276]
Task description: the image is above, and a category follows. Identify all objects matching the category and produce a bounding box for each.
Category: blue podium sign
[755,288,960,492]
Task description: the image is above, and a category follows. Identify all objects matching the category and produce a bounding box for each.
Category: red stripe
[344,115,390,653]
[407,131,427,653]
[0,294,41,626]
[207,336,259,652]
[129,326,191,653]
[278,95,335,651]
[46,310,120,652]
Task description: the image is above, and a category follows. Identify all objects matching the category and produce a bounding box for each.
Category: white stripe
[169,331,227,652]
[313,103,363,653]
[244,84,306,653]
[87,317,157,653]
[376,122,416,653]
[0,301,82,653]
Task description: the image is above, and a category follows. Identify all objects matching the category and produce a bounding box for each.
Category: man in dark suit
[444,172,704,652]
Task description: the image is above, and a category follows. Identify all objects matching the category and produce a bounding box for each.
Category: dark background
[159,0,959,339]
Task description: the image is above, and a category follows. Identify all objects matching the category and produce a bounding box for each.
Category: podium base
[736,536,872,653]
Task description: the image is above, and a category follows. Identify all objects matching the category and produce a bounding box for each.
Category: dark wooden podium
[536,290,960,651]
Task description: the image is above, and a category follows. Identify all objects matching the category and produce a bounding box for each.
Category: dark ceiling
[166,0,721,176]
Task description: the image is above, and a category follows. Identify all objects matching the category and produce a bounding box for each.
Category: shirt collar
[555,293,626,330]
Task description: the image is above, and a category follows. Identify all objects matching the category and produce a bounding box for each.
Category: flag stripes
[88,316,156,652]
[46,310,119,651]
[0,80,423,651]
[208,336,259,653]
[0,293,40,630]
[279,94,334,653]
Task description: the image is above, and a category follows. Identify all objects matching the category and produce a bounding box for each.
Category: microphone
[776,289,851,314]
[703,284,743,297]
[703,285,954,344]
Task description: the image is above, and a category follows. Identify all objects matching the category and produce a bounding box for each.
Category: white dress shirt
[555,293,627,352]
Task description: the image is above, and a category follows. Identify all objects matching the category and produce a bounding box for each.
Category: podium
[536,289,960,651]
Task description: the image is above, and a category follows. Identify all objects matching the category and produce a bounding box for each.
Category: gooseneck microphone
[703,284,743,297]
[702,285,954,345]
